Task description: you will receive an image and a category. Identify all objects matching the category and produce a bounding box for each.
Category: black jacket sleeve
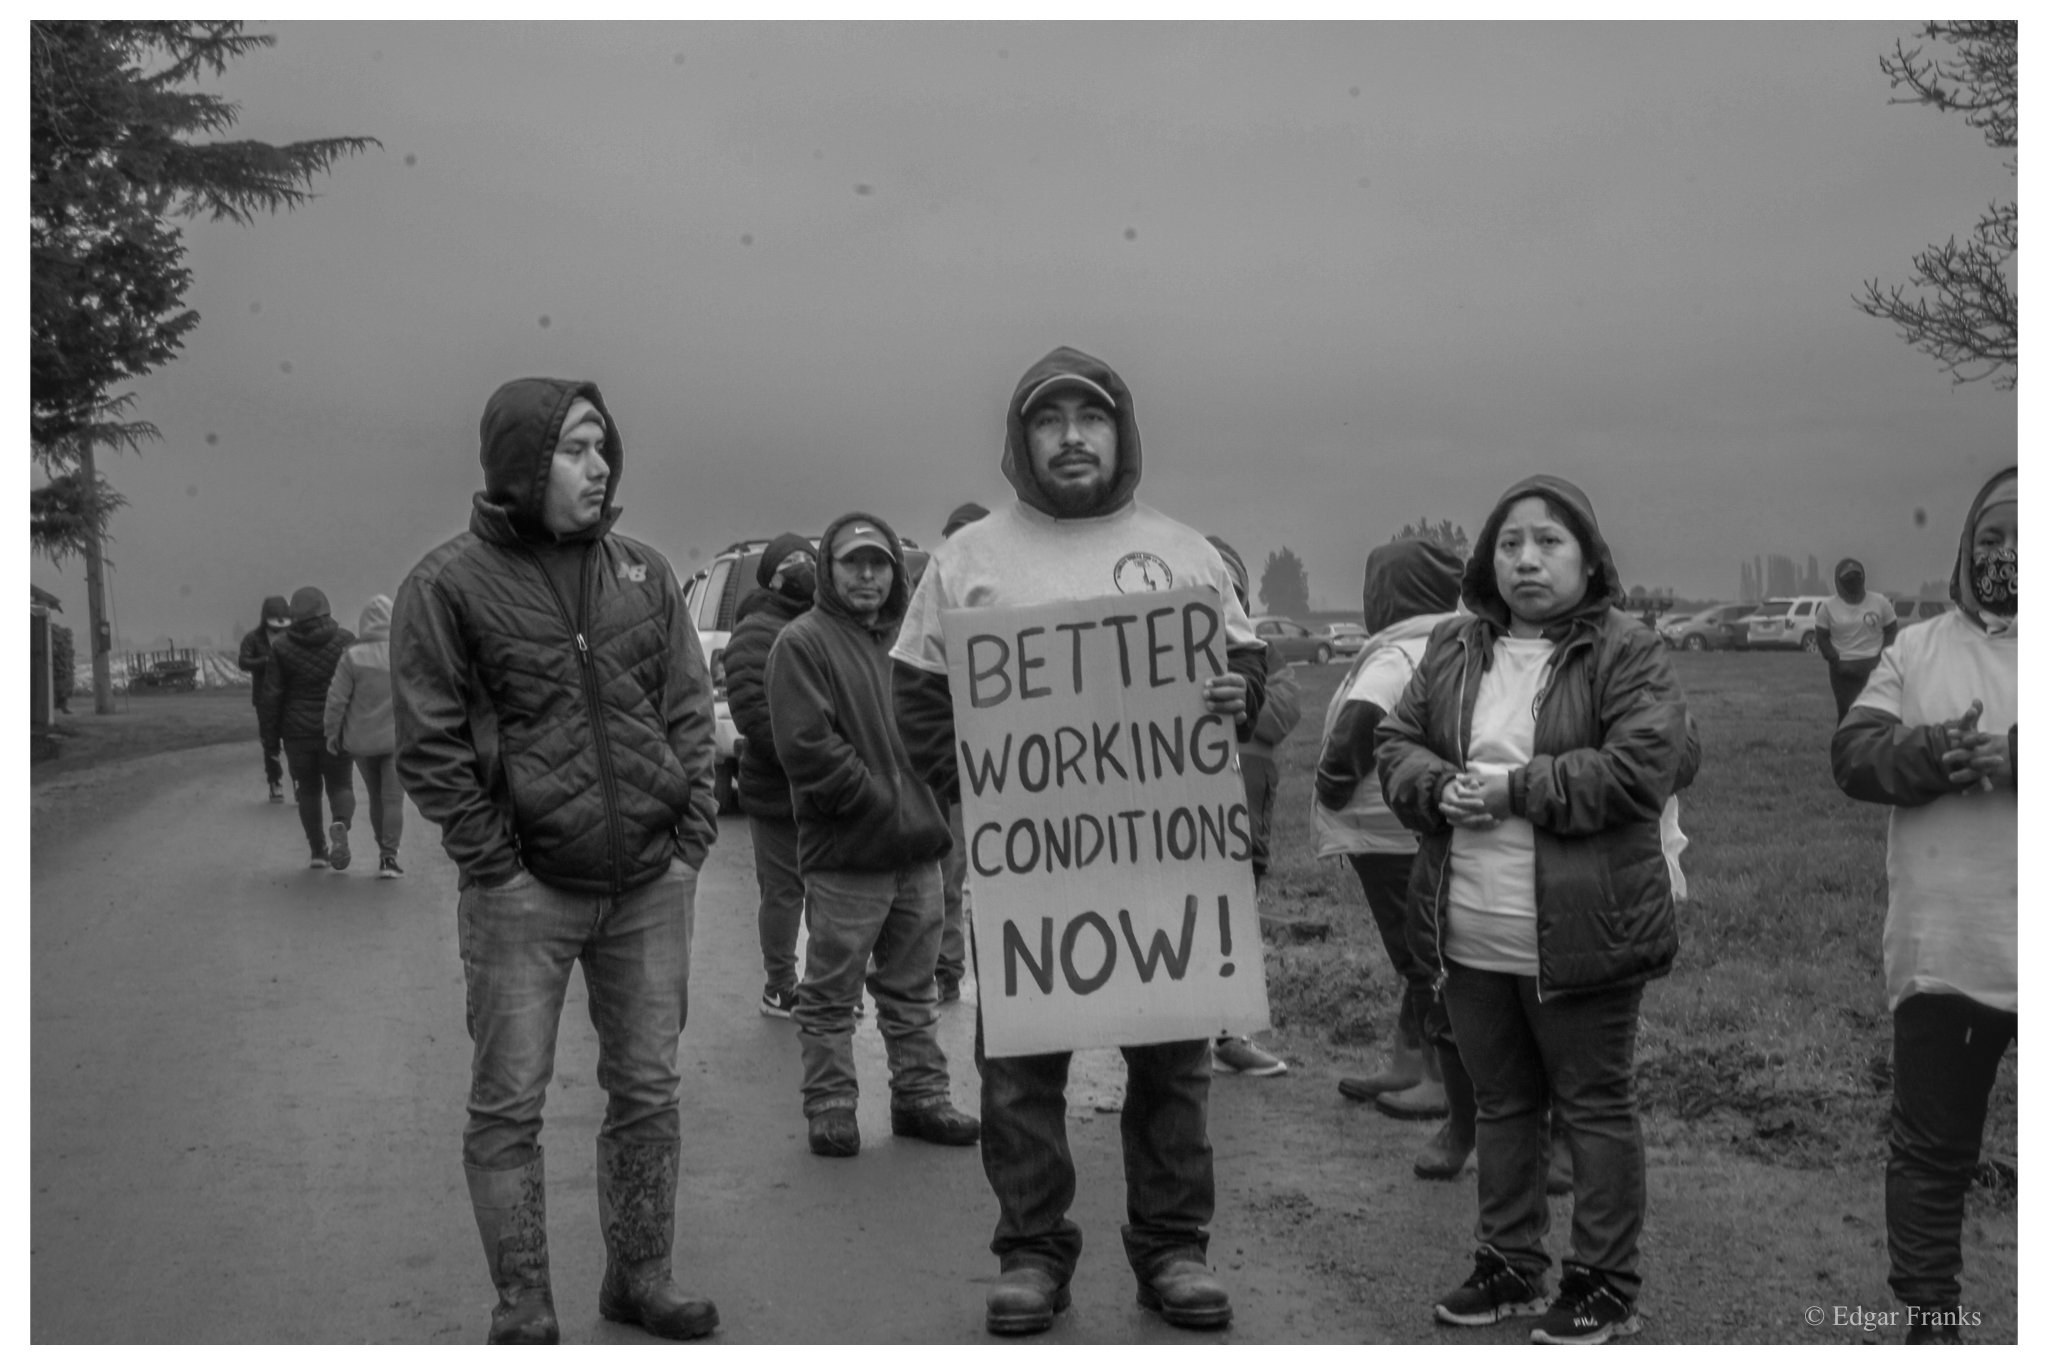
[1375,635,1461,838]
[1316,698,1387,810]
[1226,640,1268,744]
[725,613,780,762]
[1831,705,1961,808]
[660,566,720,868]
[894,660,959,807]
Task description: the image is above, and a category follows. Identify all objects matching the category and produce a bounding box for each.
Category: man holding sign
[893,347,1269,1335]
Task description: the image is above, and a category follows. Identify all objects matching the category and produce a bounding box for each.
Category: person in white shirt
[1816,557,1899,720]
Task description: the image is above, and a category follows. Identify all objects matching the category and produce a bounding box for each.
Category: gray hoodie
[325,595,395,756]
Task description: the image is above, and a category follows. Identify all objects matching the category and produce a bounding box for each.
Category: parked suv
[1666,602,1758,652]
[1886,595,1952,625]
[1743,595,1829,651]
[681,535,927,812]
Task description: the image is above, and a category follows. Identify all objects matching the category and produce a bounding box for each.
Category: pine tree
[1259,548,1312,617]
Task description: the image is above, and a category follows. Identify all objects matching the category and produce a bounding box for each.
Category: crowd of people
[236,352,2012,1346]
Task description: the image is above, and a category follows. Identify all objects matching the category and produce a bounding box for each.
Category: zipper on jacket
[524,543,628,896]
[1430,637,1472,1000]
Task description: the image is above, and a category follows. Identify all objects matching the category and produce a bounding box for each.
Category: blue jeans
[456,860,698,1171]
[937,802,969,989]
[352,751,404,858]
[794,862,953,1117]
[1443,963,1647,1301]
[749,815,805,994]
[975,1019,1215,1283]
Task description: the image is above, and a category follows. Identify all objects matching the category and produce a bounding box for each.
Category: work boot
[890,1101,981,1146]
[1337,1026,1424,1102]
[985,1264,1070,1336]
[464,1150,559,1345]
[1414,1043,1476,1180]
[595,1137,720,1340]
[1374,1044,1450,1120]
[1136,1256,1233,1329]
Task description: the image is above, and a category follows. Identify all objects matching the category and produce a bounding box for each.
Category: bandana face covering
[1973,545,2017,614]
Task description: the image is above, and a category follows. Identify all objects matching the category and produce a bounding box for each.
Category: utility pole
[77,437,115,715]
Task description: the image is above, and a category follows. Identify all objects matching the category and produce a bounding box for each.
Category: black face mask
[776,563,817,603]
[1838,572,1865,599]
[1972,546,2016,614]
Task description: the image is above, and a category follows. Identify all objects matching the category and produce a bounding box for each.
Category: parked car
[1324,621,1369,657]
[1666,602,1759,652]
[681,534,928,812]
[1886,595,1952,624]
[1250,615,1335,665]
[1743,595,1829,651]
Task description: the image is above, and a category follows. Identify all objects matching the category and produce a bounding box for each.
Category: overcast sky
[30,20,2018,643]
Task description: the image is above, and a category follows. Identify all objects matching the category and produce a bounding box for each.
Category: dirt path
[30,743,2015,1343]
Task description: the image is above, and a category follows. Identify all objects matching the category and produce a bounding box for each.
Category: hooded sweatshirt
[325,595,396,756]
[1311,538,1465,857]
[891,346,1269,805]
[392,377,718,893]
[238,594,292,711]
[1831,465,2017,1011]
[766,511,951,873]
[727,533,817,822]
[1816,557,1896,665]
[261,587,356,746]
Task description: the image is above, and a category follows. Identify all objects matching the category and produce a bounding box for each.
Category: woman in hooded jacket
[1830,466,2014,1345]
[324,595,404,878]
[1377,475,1696,1345]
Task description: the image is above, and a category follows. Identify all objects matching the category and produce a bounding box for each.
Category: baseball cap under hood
[1001,346,1143,519]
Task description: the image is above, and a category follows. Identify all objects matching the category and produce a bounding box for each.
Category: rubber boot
[1413,1043,1477,1180]
[595,1137,720,1340]
[465,1149,559,1345]
[1374,1042,1450,1120]
[1337,1027,1425,1102]
[1546,1110,1573,1196]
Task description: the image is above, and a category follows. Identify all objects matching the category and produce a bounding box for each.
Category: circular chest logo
[1112,552,1174,594]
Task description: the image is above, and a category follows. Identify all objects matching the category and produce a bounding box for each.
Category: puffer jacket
[392,377,719,894]
[262,603,355,748]
[238,593,290,714]
[1376,474,1697,998]
[768,511,952,874]
[325,595,396,757]
[727,585,808,821]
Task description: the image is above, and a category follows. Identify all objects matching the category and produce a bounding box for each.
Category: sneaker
[307,851,329,869]
[268,780,285,804]
[1527,1269,1640,1345]
[759,985,798,1019]
[377,855,404,879]
[1434,1245,1547,1327]
[327,820,351,871]
[1213,1034,1288,1076]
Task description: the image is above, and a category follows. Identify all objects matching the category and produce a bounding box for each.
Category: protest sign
[941,586,1271,1057]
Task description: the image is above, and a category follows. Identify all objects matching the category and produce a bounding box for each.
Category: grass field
[1257,649,2017,1183]
[31,687,258,779]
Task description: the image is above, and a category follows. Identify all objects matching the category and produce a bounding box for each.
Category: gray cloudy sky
[31,20,2017,643]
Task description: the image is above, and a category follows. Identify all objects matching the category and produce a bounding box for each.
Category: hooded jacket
[1376,476,1697,998]
[727,535,816,821]
[1312,538,1465,854]
[766,512,951,873]
[1830,466,2016,1010]
[391,377,718,893]
[890,347,1269,805]
[325,595,396,757]
[238,594,291,715]
[261,587,356,747]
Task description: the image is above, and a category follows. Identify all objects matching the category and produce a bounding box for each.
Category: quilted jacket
[261,600,355,748]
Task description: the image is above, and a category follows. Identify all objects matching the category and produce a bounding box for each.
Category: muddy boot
[595,1137,720,1341]
[1374,1043,1450,1120]
[1414,1044,1476,1180]
[465,1150,559,1345]
[1337,1026,1425,1102]
[1546,1111,1573,1196]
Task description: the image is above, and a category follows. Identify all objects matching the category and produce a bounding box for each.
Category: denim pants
[1443,962,1647,1301]
[284,742,356,855]
[1829,657,1880,722]
[749,816,805,994]
[1239,752,1279,880]
[455,859,698,1171]
[351,751,404,858]
[937,802,969,989]
[976,1019,1215,1283]
[794,862,952,1117]
[1888,991,2016,1310]
[1350,852,1432,1048]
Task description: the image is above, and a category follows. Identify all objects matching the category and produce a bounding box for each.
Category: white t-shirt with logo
[1817,593,1898,662]
[891,498,1261,676]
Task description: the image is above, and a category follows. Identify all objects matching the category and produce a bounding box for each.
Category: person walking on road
[892,347,1269,1336]
[238,594,293,803]
[1817,557,1899,721]
[324,594,406,879]
[260,586,357,869]
[725,531,817,1018]
[766,512,982,1159]
[393,378,722,1345]
[933,500,990,1004]
[1831,466,2015,1345]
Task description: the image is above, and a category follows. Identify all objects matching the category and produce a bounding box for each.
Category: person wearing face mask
[1377,475,1698,1345]
[238,594,293,802]
[1816,558,1899,721]
[726,532,820,1018]
[1831,466,2015,1345]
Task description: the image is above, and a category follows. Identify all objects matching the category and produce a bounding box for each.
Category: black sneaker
[377,855,404,879]
[327,820,351,870]
[760,985,798,1019]
[1434,1245,1547,1327]
[1527,1269,1641,1344]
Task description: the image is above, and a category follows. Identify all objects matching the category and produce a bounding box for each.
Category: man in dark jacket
[392,378,721,1345]
[890,347,1269,1336]
[260,587,356,867]
[238,594,292,801]
[726,531,816,1017]
[766,512,981,1159]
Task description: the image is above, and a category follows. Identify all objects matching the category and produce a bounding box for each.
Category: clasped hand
[1938,699,2010,790]
[1439,767,1513,830]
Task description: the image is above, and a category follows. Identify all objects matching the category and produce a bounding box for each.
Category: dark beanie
[288,586,330,624]
[756,532,814,588]
[943,502,990,538]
